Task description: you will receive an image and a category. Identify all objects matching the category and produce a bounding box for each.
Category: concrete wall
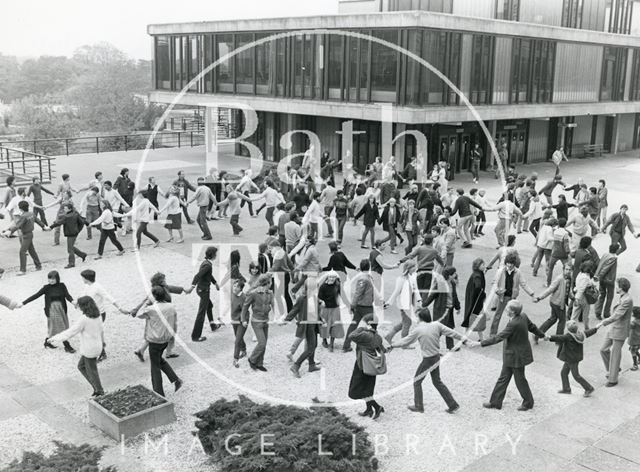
[452,0,495,18]
[527,119,550,163]
[570,115,594,156]
[595,115,607,146]
[492,36,512,105]
[617,113,636,152]
[553,43,603,103]
[519,0,563,27]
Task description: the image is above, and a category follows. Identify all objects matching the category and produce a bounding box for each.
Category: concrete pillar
[394,123,407,170]
[610,115,621,154]
[204,106,219,173]
[488,120,497,169]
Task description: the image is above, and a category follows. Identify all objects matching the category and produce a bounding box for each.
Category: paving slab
[0,395,28,421]
[573,446,640,472]
[12,385,54,411]
[594,433,640,465]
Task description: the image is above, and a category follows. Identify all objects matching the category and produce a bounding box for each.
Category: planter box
[88,389,176,440]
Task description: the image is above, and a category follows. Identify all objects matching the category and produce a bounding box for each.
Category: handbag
[584,283,599,305]
[361,349,387,376]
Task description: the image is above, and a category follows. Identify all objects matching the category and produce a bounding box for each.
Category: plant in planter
[1,441,116,472]
[194,396,378,472]
[94,384,167,418]
[89,384,175,440]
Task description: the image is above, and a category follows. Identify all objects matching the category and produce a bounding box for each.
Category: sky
[0,0,339,60]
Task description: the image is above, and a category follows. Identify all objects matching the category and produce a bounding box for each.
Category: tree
[12,95,80,140]
[10,56,78,101]
[0,53,19,102]
[72,42,128,66]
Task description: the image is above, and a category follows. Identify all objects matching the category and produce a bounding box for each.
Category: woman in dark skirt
[23,270,76,352]
[348,314,386,419]
[462,258,487,341]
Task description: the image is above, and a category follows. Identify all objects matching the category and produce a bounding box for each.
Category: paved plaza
[1,147,640,471]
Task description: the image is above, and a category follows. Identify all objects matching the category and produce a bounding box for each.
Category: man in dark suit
[189,246,220,341]
[378,198,402,254]
[481,300,546,411]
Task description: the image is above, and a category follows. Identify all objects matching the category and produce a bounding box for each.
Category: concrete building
[148,0,640,176]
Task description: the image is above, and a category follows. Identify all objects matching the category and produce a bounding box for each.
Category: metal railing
[0,145,55,185]
[0,130,207,157]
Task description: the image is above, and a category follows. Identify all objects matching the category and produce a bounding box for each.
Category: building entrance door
[511,131,526,164]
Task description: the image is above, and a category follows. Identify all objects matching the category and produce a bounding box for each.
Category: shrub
[1,441,116,472]
[94,384,166,418]
[194,396,378,472]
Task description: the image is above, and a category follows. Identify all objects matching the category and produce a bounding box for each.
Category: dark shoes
[210,323,221,331]
[358,409,373,417]
[407,405,424,413]
[583,388,594,397]
[166,353,179,359]
[134,350,145,362]
[174,379,183,392]
[92,391,104,397]
[342,347,353,353]
[372,406,385,420]
[44,339,57,349]
[517,405,532,411]
[605,382,618,387]
[558,389,572,394]
[308,365,321,373]
[446,404,460,414]
[249,360,267,372]
[64,264,75,269]
[290,364,301,378]
[482,402,500,410]
[63,343,76,354]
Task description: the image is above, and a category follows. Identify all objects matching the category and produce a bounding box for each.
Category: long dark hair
[77,296,100,319]
[48,270,60,284]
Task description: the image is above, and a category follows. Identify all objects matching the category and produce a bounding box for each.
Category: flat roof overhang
[148,11,640,48]
[149,90,640,124]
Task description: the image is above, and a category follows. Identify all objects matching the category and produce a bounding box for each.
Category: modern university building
[148,0,640,176]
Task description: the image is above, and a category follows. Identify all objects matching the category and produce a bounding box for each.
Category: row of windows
[154,31,640,105]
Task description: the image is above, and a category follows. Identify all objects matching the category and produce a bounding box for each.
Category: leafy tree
[10,56,78,101]
[0,53,19,102]
[12,95,80,141]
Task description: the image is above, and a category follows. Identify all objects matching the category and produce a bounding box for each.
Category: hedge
[194,395,378,472]
[1,441,115,472]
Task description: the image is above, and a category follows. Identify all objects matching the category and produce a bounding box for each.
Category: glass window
[371,30,398,102]
[155,36,171,90]
[561,0,584,28]
[405,30,422,105]
[314,35,324,99]
[293,35,303,97]
[255,34,273,95]
[187,36,199,91]
[601,46,627,101]
[216,34,234,93]
[359,34,370,101]
[447,33,461,105]
[235,33,254,94]
[511,39,554,104]
[421,31,447,105]
[276,37,286,96]
[470,35,493,105]
[347,36,359,101]
[328,35,343,100]
[606,0,633,34]
[173,36,183,90]
[303,34,314,98]
[630,49,640,101]
[203,35,213,93]
[496,0,520,20]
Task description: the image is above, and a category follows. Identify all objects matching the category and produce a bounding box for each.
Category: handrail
[0,144,55,185]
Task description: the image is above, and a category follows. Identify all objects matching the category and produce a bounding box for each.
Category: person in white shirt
[523,192,544,238]
[252,179,284,228]
[49,296,106,396]
[89,201,125,259]
[551,146,568,176]
[187,178,217,240]
[487,197,523,248]
[124,190,160,249]
[572,261,595,330]
[236,169,260,217]
[158,187,185,243]
[302,192,324,240]
[532,216,555,277]
[5,188,38,220]
[385,260,421,345]
[79,269,129,362]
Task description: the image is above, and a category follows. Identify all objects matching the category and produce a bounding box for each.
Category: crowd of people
[0,148,639,420]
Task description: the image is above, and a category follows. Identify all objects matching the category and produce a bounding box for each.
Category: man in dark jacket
[424,266,460,350]
[49,203,88,269]
[548,320,597,396]
[593,243,619,320]
[378,198,402,254]
[602,204,639,255]
[189,246,220,341]
[481,300,545,411]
